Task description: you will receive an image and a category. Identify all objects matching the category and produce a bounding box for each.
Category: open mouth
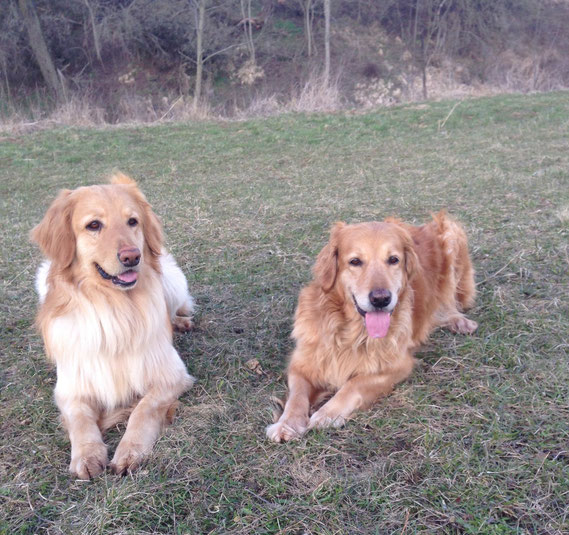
[352,295,392,339]
[95,263,139,288]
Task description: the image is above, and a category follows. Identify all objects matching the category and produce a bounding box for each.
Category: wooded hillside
[2,0,569,122]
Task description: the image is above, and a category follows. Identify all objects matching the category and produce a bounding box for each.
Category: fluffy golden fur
[266,212,477,442]
[32,173,195,478]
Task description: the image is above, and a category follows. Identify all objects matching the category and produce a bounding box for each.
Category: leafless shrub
[234,59,265,86]
[488,48,569,92]
[0,94,104,135]
[403,63,500,102]
[48,96,107,126]
[236,94,281,118]
[234,71,343,118]
[287,73,342,113]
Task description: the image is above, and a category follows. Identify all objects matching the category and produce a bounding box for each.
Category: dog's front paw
[266,418,308,443]
[70,442,108,479]
[448,315,478,335]
[172,315,194,332]
[308,409,347,430]
[110,441,148,475]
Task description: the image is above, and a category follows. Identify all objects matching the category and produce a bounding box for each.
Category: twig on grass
[242,487,280,509]
[401,509,410,534]
[438,100,462,131]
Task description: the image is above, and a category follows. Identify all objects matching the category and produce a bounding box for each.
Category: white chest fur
[44,272,189,409]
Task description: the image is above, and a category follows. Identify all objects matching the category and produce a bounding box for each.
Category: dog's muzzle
[352,293,392,339]
[95,263,139,288]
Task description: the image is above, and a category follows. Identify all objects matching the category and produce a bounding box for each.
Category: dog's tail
[433,211,476,311]
[270,396,285,423]
[97,406,135,431]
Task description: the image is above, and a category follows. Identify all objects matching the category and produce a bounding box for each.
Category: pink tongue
[365,311,391,338]
[117,270,138,283]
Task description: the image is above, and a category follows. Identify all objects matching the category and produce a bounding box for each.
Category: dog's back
[401,212,476,344]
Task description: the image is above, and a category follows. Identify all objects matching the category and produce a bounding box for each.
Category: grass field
[1,92,568,534]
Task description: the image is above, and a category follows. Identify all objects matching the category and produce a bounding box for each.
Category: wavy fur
[31,174,195,478]
[267,212,477,442]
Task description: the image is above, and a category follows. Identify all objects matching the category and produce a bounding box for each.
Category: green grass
[1,92,568,534]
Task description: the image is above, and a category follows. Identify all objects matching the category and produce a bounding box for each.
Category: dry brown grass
[0,93,214,136]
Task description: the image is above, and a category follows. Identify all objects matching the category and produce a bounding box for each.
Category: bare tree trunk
[17,0,64,101]
[1,56,12,106]
[194,0,206,110]
[323,0,330,85]
[304,0,313,57]
[247,0,255,64]
[84,0,102,64]
[412,0,420,57]
[419,1,447,101]
[410,0,423,98]
[240,0,255,63]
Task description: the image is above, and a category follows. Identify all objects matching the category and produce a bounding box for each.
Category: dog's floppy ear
[402,231,420,281]
[141,200,163,257]
[389,219,420,281]
[313,222,345,292]
[129,185,163,257]
[31,189,76,269]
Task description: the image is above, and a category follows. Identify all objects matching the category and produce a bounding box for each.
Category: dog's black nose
[369,288,391,309]
[118,246,140,267]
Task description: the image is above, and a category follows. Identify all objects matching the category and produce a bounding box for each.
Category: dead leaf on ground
[245,358,265,375]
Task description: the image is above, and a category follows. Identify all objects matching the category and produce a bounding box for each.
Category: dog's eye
[349,258,363,267]
[387,256,399,265]
[86,220,101,231]
[127,218,138,227]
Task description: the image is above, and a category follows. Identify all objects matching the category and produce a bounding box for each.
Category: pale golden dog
[266,212,477,442]
[32,173,195,478]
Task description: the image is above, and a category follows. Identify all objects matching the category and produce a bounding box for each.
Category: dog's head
[31,173,162,290]
[313,221,419,338]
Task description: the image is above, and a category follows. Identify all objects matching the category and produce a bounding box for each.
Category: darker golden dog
[267,212,477,442]
[32,174,195,478]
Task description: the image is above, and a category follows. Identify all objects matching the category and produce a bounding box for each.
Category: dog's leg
[455,241,476,311]
[308,354,415,430]
[266,369,315,443]
[109,387,183,475]
[58,398,108,479]
[160,253,195,332]
[436,215,477,331]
